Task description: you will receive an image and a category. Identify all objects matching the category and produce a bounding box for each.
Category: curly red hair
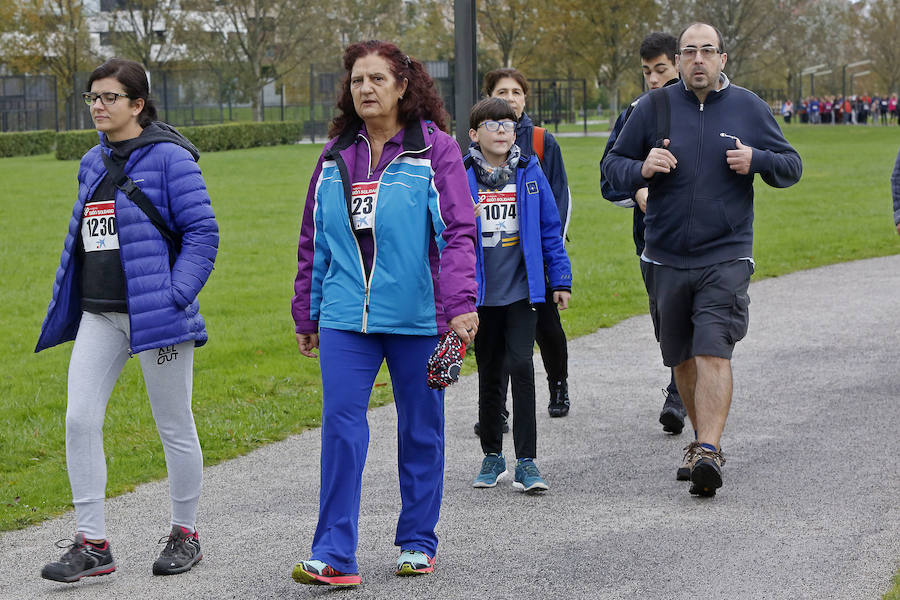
[329,40,449,138]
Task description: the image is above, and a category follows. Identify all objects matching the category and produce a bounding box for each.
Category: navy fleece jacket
[603,75,802,268]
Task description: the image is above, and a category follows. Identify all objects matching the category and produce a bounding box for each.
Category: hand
[448,311,479,345]
[635,187,649,213]
[296,333,319,358]
[726,138,753,175]
[640,139,676,179]
[553,290,571,310]
[474,203,483,218]
[896,221,900,235]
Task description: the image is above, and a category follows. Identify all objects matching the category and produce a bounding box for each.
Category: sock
[517,457,534,464]
[699,443,717,452]
[85,539,107,549]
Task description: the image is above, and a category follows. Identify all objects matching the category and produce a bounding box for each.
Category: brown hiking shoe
[689,446,726,497]
[677,441,701,481]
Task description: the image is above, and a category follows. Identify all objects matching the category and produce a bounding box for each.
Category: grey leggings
[66,311,202,540]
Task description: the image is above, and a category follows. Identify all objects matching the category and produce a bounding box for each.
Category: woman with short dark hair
[37,57,218,583]
[291,40,477,586]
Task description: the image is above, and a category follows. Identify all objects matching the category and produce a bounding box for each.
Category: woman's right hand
[296,333,319,358]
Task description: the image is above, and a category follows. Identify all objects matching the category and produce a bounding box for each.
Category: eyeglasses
[679,46,721,59]
[478,120,515,132]
[82,91,131,106]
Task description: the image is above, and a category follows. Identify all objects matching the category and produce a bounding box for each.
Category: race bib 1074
[81,201,119,252]
[350,181,378,231]
[478,186,518,233]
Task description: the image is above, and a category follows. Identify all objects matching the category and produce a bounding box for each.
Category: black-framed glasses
[82,91,131,106]
[679,46,721,59]
[478,120,515,132]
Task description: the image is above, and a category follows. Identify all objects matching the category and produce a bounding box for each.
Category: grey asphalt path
[2,255,899,600]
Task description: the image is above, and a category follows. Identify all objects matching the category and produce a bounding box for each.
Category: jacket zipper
[353,135,432,332]
[686,102,705,259]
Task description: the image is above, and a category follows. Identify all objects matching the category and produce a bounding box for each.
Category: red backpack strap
[532,126,545,163]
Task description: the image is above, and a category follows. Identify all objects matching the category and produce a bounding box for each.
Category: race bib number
[350,181,378,231]
[478,187,518,233]
[81,201,119,252]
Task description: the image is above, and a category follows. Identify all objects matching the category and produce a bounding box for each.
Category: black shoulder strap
[463,155,473,170]
[650,88,671,148]
[100,150,179,266]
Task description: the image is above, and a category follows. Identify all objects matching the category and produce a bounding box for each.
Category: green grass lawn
[2,126,899,596]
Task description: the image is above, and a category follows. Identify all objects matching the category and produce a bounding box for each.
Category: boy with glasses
[464,98,572,493]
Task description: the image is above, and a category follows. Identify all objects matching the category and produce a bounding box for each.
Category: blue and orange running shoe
[395,550,435,576]
[291,559,361,586]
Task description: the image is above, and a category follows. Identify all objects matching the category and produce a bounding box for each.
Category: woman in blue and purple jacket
[36,58,217,583]
[290,40,477,586]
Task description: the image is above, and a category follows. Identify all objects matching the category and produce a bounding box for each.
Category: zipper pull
[699,103,704,112]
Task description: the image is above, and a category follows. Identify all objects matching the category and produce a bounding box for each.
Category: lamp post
[800,63,826,99]
[842,59,872,99]
[850,70,871,97]
[810,69,831,97]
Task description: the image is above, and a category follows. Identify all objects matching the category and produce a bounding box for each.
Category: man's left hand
[726,138,753,175]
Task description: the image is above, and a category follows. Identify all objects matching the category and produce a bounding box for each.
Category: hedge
[0,130,57,158]
[54,121,305,160]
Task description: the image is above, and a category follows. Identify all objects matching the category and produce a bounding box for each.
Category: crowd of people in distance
[779,93,899,125]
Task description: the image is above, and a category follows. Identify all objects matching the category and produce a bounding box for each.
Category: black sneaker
[473,414,510,437]
[547,379,570,418]
[152,525,202,575]
[658,388,686,434]
[41,533,116,583]
[689,447,726,497]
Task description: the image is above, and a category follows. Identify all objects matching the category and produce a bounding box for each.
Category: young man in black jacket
[603,23,802,497]
[600,32,687,436]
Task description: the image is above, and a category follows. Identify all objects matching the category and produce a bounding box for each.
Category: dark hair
[482,68,529,98]
[329,40,448,138]
[86,58,158,128]
[469,97,517,130]
[677,23,726,54]
[640,32,678,64]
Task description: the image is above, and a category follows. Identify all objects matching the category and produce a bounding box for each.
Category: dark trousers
[498,284,569,409]
[476,299,539,459]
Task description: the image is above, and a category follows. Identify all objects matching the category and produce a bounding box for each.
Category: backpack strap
[100,150,180,267]
[532,126,545,163]
[649,88,670,148]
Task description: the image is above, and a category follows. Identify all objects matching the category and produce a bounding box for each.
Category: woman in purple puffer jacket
[36,58,218,584]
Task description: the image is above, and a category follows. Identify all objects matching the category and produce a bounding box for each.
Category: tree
[476,0,544,69]
[101,0,182,70]
[861,0,900,93]
[3,0,98,128]
[183,0,329,121]
[545,0,658,124]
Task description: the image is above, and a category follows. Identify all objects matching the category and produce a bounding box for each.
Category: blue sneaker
[513,459,549,493]
[472,454,507,488]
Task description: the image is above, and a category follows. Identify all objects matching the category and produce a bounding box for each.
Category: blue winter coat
[36,123,219,354]
[466,154,572,306]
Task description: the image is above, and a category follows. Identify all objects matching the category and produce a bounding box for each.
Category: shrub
[0,130,57,158]
[53,121,305,160]
[55,130,100,160]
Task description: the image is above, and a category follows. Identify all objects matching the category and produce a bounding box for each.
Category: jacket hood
[101,121,200,162]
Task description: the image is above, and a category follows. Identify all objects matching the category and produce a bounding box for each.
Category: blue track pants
[311,328,445,573]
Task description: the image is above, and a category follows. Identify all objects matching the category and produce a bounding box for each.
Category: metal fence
[0,75,58,132]
[3,68,587,135]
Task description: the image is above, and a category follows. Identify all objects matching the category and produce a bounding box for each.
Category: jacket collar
[328,118,432,157]
[680,72,731,104]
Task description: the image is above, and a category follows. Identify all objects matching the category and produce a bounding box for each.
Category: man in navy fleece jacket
[603,22,802,497]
